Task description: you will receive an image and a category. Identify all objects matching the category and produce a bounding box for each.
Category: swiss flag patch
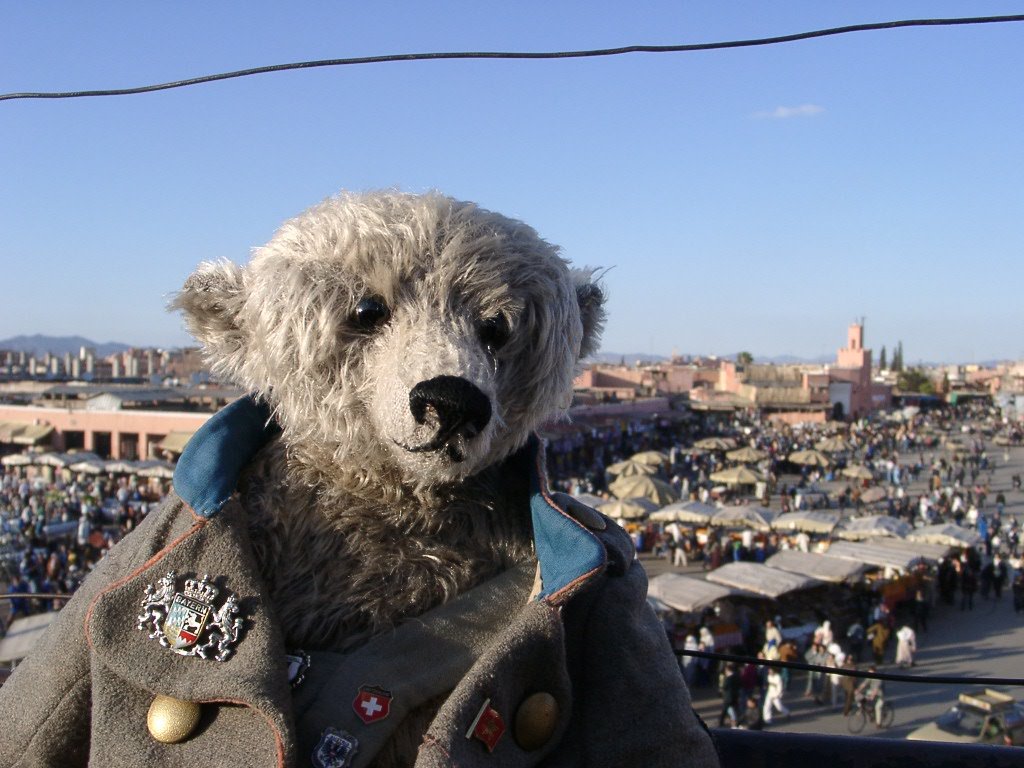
[353,685,392,724]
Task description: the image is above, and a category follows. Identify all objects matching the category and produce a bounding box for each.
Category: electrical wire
[2,14,1023,102]
[679,648,1024,687]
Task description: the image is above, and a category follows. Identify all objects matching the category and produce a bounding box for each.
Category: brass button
[514,692,559,751]
[147,694,202,743]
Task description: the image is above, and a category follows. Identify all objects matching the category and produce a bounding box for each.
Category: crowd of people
[699,610,910,731]
[546,399,1022,569]
[0,467,163,625]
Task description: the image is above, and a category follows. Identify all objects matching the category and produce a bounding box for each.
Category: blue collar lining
[173,395,278,517]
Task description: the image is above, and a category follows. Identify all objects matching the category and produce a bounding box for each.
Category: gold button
[514,692,559,751]
[147,694,202,743]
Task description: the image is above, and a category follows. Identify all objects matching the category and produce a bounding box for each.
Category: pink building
[0,404,211,460]
[571,322,894,424]
[831,322,890,419]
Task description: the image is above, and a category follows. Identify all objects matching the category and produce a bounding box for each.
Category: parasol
[609,474,679,505]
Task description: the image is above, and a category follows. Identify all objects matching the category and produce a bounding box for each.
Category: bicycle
[846,696,895,733]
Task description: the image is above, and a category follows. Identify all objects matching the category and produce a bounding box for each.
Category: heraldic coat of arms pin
[137,571,244,661]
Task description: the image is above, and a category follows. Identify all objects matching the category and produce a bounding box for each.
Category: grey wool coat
[0,398,719,768]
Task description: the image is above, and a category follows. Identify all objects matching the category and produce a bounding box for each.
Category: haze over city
[3,3,1023,363]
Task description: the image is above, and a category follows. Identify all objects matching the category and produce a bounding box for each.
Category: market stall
[647,573,735,613]
[766,549,866,584]
[710,504,778,532]
[835,515,912,541]
[823,540,924,572]
[773,510,840,535]
[650,500,718,525]
[906,523,982,548]
[863,536,951,565]
[706,561,822,599]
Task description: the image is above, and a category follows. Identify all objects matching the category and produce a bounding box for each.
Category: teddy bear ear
[170,260,248,369]
[571,269,606,361]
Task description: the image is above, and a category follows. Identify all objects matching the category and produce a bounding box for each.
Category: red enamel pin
[466,698,505,752]
[353,685,392,724]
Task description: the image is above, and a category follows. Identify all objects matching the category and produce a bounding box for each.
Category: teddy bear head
[173,190,604,493]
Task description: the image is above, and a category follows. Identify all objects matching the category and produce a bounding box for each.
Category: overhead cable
[2,14,1023,102]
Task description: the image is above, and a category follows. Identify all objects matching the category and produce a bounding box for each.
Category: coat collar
[173,396,607,603]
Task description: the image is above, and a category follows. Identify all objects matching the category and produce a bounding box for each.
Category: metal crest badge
[312,727,358,768]
[137,571,244,661]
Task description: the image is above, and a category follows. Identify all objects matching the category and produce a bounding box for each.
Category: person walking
[912,587,929,632]
[960,563,978,611]
[895,625,917,668]
[866,620,890,665]
[718,662,741,728]
[827,642,846,708]
[1013,569,1024,614]
[762,618,782,660]
[762,667,790,725]
[993,555,1008,600]
[846,621,865,662]
[803,640,828,702]
[839,657,858,716]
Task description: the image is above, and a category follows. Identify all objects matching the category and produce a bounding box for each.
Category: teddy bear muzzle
[406,375,492,462]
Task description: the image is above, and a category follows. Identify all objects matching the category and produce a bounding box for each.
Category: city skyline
[0,330,1017,369]
[3,3,1023,362]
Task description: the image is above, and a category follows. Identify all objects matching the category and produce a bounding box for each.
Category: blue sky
[3,2,1022,364]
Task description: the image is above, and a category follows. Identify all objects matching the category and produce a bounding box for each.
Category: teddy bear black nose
[409,376,492,453]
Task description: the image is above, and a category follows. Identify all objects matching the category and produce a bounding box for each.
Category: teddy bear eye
[478,315,511,354]
[352,296,391,331]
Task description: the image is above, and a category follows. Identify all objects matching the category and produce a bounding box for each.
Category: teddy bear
[0,191,718,768]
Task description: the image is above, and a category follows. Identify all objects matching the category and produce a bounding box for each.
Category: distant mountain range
[0,335,133,358]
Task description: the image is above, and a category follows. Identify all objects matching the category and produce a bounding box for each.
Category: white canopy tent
[766,550,866,584]
[705,561,822,599]
[597,497,659,521]
[709,504,779,532]
[135,460,176,479]
[773,510,840,535]
[650,500,719,525]
[34,451,103,469]
[69,459,108,475]
[647,573,735,613]
[865,537,951,564]
[835,515,911,541]
[1,453,35,467]
[823,540,923,572]
[906,524,982,548]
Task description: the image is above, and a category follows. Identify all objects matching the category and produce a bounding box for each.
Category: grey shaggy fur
[173,189,604,656]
